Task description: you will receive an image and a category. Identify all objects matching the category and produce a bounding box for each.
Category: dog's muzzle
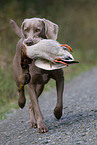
[26,40,34,46]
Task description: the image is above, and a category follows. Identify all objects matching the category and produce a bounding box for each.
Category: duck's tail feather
[62,60,79,64]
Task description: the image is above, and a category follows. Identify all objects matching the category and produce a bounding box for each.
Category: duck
[22,39,78,70]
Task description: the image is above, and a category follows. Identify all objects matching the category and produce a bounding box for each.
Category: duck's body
[22,39,78,70]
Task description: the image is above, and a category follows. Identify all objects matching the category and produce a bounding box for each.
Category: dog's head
[21,18,58,46]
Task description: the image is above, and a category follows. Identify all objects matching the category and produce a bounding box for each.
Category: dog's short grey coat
[10,18,64,133]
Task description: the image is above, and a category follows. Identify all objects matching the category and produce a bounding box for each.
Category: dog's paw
[54,106,62,120]
[37,121,48,133]
[30,122,37,128]
[18,96,26,109]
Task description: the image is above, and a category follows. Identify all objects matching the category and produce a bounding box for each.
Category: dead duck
[22,39,78,70]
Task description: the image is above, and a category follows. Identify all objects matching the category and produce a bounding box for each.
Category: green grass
[0,68,18,120]
[0,99,19,120]
[1,0,97,120]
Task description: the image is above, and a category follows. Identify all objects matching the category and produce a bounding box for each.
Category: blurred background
[0,0,97,119]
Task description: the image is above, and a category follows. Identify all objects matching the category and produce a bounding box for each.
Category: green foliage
[0,0,97,119]
[0,68,18,119]
[0,69,16,101]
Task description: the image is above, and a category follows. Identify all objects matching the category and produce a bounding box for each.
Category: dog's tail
[10,19,22,38]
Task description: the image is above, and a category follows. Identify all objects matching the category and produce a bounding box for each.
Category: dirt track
[0,67,97,145]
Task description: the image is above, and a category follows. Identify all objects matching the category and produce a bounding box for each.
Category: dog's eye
[35,28,41,32]
[24,28,30,32]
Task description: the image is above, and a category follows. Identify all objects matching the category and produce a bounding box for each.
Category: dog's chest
[32,73,50,84]
[39,73,49,84]
[29,63,50,84]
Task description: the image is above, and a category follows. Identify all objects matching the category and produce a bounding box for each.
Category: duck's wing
[34,58,67,70]
[34,55,79,70]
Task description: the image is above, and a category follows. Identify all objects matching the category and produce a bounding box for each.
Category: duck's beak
[60,44,72,52]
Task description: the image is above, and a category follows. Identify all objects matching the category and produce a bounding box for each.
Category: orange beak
[60,44,72,52]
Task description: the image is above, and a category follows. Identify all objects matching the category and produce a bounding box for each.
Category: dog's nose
[26,40,33,46]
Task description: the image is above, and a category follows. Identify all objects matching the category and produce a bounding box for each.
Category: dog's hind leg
[36,84,44,97]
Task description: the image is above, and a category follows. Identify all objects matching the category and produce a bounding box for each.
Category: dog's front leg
[29,102,37,128]
[54,69,64,119]
[28,84,48,133]
[18,86,26,108]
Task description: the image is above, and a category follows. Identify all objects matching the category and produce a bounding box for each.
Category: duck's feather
[34,58,79,70]
[34,59,66,70]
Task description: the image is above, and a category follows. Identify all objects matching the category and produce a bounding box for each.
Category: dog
[10,18,64,133]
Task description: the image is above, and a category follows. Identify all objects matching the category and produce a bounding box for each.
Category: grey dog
[10,18,64,133]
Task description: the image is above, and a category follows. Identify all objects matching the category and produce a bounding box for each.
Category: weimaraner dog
[10,18,64,133]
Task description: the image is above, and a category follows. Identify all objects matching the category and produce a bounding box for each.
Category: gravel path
[0,67,97,145]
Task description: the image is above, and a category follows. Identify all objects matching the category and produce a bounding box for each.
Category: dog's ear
[42,18,58,40]
[21,19,29,38]
[21,20,26,38]
[10,19,22,38]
